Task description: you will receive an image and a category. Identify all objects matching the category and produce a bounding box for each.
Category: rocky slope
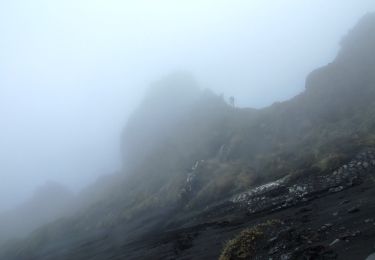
[0,182,73,246]
[1,13,375,260]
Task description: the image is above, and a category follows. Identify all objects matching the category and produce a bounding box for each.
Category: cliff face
[305,13,375,116]
[1,13,375,260]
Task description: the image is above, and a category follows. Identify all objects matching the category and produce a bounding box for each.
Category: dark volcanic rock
[347,207,360,214]
[231,150,375,215]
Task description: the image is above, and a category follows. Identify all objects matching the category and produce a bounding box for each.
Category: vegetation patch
[219,219,282,260]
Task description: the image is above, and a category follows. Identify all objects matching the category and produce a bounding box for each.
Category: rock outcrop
[232,149,375,214]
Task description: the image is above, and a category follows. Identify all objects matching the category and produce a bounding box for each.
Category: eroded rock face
[179,160,204,202]
[231,150,375,214]
[218,151,375,259]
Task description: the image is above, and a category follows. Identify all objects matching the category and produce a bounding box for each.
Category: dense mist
[1,1,375,251]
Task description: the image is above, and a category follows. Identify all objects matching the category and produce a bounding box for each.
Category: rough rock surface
[231,149,375,214]
[112,150,375,260]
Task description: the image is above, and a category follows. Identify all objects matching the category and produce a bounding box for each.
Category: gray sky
[1,0,375,213]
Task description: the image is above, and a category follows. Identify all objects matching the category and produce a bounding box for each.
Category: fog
[1,0,374,213]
